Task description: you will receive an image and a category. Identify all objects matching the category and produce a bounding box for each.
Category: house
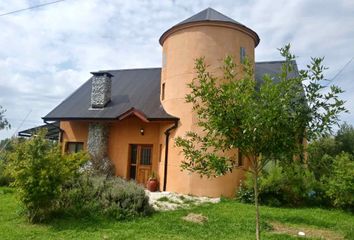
[42,8,298,197]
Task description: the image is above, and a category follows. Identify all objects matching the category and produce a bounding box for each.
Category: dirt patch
[270,221,344,240]
[182,213,208,224]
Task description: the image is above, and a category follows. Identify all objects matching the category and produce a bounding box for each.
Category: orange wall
[108,116,161,179]
[60,121,89,152]
[60,118,164,183]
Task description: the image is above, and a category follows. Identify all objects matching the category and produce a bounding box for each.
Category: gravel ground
[145,190,220,211]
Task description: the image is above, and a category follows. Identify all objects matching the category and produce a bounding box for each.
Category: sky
[0,0,353,140]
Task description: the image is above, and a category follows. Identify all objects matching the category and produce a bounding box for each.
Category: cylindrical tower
[160,8,260,197]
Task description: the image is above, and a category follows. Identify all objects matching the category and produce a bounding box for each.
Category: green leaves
[326,153,354,209]
[6,130,89,222]
[175,44,346,177]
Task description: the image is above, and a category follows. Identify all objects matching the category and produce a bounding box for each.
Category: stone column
[87,122,115,176]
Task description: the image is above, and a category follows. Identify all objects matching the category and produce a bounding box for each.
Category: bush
[236,162,317,207]
[236,181,254,204]
[0,138,18,186]
[7,131,88,222]
[59,175,153,220]
[59,174,101,217]
[326,153,354,211]
[100,177,153,219]
[0,159,12,186]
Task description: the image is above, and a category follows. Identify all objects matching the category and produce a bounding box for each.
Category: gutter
[163,120,178,191]
[44,120,64,142]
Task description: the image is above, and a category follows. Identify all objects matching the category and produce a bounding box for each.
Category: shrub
[236,162,317,207]
[0,159,12,186]
[59,174,101,217]
[326,153,354,211]
[7,131,88,222]
[100,177,153,219]
[236,180,254,204]
[266,164,316,207]
[0,138,18,186]
[59,175,153,220]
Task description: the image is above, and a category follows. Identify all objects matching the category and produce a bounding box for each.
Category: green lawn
[0,187,353,240]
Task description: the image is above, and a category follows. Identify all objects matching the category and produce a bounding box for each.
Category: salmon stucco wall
[61,118,164,185]
[60,121,89,152]
[161,22,256,197]
[108,116,161,180]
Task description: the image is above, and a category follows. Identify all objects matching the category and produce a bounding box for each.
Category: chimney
[90,71,113,108]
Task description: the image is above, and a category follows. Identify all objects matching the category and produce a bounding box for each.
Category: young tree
[0,105,10,131]
[175,44,347,240]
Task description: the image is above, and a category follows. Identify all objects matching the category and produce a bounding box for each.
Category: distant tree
[335,122,354,155]
[0,105,10,131]
[175,44,346,240]
[308,123,354,181]
[307,137,337,181]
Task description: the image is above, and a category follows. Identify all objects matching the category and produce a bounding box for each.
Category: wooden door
[129,144,152,185]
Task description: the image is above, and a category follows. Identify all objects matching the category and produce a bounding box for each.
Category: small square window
[66,142,84,153]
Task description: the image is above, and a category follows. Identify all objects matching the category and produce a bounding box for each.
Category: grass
[157,196,172,202]
[0,187,353,240]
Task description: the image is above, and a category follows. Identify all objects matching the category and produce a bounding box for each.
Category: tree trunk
[254,165,260,240]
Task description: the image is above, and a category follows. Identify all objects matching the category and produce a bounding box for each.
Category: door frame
[127,144,153,183]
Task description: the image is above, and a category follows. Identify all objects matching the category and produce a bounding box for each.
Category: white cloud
[0,0,353,139]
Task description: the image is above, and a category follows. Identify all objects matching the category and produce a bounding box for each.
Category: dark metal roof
[255,60,299,83]
[43,68,178,121]
[159,8,260,46]
[179,7,243,26]
[18,122,60,140]
[43,61,298,121]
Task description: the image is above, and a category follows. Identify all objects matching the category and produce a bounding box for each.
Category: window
[140,146,152,165]
[66,142,84,153]
[162,83,165,100]
[240,47,246,63]
[238,150,243,166]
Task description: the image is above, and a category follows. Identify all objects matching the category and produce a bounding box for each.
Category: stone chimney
[90,71,113,108]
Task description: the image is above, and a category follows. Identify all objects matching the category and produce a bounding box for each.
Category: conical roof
[159,8,260,46]
[178,7,243,26]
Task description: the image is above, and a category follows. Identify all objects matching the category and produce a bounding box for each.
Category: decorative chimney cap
[90,71,114,78]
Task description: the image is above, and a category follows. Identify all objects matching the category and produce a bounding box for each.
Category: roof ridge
[206,7,211,19]
[97,67,162,72]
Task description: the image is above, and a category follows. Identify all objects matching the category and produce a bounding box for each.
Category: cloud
[0,0,353,139]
